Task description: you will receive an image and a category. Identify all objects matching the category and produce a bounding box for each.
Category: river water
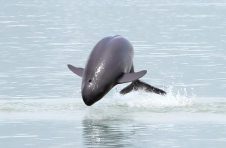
[1,0,226,147]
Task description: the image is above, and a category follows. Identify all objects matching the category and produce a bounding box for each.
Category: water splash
[1,85,226,120]
[102,86,193,108]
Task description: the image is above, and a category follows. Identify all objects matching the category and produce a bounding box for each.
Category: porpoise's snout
[81,84,103,106]
[82,90,96,106]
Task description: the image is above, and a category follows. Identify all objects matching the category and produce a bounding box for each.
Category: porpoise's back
[83,36,134,84]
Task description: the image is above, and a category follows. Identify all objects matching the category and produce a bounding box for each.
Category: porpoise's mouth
[82,98,95,106]
[82,92,103,106]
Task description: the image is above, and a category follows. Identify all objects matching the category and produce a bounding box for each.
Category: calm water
[1,0,226,147]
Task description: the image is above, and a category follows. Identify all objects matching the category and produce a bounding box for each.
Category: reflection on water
[83,118,132,147]
[1,116,226,148]
[82,117,226,148]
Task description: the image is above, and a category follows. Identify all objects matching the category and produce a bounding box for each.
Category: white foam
[102,87,193,108]
[1,87,226,121]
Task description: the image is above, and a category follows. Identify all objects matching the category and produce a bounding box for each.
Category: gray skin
[68,35,166,106]
[82,36,133,105]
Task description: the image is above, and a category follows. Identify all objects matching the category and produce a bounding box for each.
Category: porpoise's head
[81,66,116,106]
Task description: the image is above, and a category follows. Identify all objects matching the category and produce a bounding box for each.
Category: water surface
[1,0,226,147]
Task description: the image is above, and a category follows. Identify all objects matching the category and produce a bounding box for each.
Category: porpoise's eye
[88,79,92,83]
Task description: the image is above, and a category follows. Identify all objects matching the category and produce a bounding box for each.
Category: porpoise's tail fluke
[120,80,166,95]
